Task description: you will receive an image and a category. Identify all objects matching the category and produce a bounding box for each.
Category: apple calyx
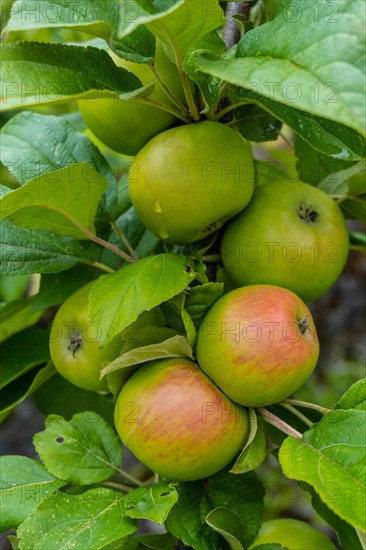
[297,316,310,335]
[68,332,82,356]
[297,203,318,224]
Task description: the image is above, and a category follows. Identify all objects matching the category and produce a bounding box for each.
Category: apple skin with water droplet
[114,358,249,481]
[221,180,349,303]
[249,518,337,550]
[129,121,255,244]
[196,285,319,407]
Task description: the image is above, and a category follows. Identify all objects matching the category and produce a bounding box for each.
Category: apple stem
[279,403,314,428]
[258,408,303,439]
[172,51,200,121]
[147,63,191,117]
[284,398,331,415]
[110,221,139,261]
[133,97,191,123]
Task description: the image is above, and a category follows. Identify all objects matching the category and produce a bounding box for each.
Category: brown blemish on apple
[68,332,82,357]
[297,316,310,335]
[297,203,318,224]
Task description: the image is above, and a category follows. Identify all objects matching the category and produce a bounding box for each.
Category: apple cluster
[53,45,351,486]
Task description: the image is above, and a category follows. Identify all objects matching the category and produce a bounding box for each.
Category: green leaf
[205,507,244,550]
[231,410,267,474]
[185,283,224,329]
[279,409,366,531]
[0,363,55,422]
[300,481,363,550]
[111,26,156,64]
[0,456,63,531]
[102,334,193,376]
[0,297,42,342]
[17,488,137,550]
[0,328,50,390]
[0,164,107,239]
[232,104,282,142]
[231,87,366,159]
[335,378,366,411]
[89,254,196,345]
[0,220,100,275]
[33,412,122,485]
[0,42,141,110]
[196,1,366,136]
[125,533,175,550]
[118,0,225,62]
[183,31,226,110]
[124,481,178,524]
[32,373,115,426]
[0,111,118,218]
[4,0,119,39]
[166,472,264,550]
[165,482,221,550]
[206,471,265,548]
[294,135,353,186]
[318,159,366,222]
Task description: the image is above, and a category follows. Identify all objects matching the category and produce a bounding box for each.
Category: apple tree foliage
[0,1,365,549]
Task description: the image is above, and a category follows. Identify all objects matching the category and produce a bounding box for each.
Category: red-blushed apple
[196,285,319,407]
[249,518,337,549]
[221,180,349,303]
[114,358,249,481]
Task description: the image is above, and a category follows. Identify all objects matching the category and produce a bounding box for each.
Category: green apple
[221,180,349,302]
[49,282,121,392]
[196,285,319,407]
[129,121,255,244]
[78,42,188,156]
[114,357,249,481]
[249,519,337,549]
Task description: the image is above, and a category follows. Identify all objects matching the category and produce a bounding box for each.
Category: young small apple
[129,121,254,244]
[196,285,319,407]
[49,282,122,392]
[221,180,349,303]
[114,358,249,481]
[249,518,337,549]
